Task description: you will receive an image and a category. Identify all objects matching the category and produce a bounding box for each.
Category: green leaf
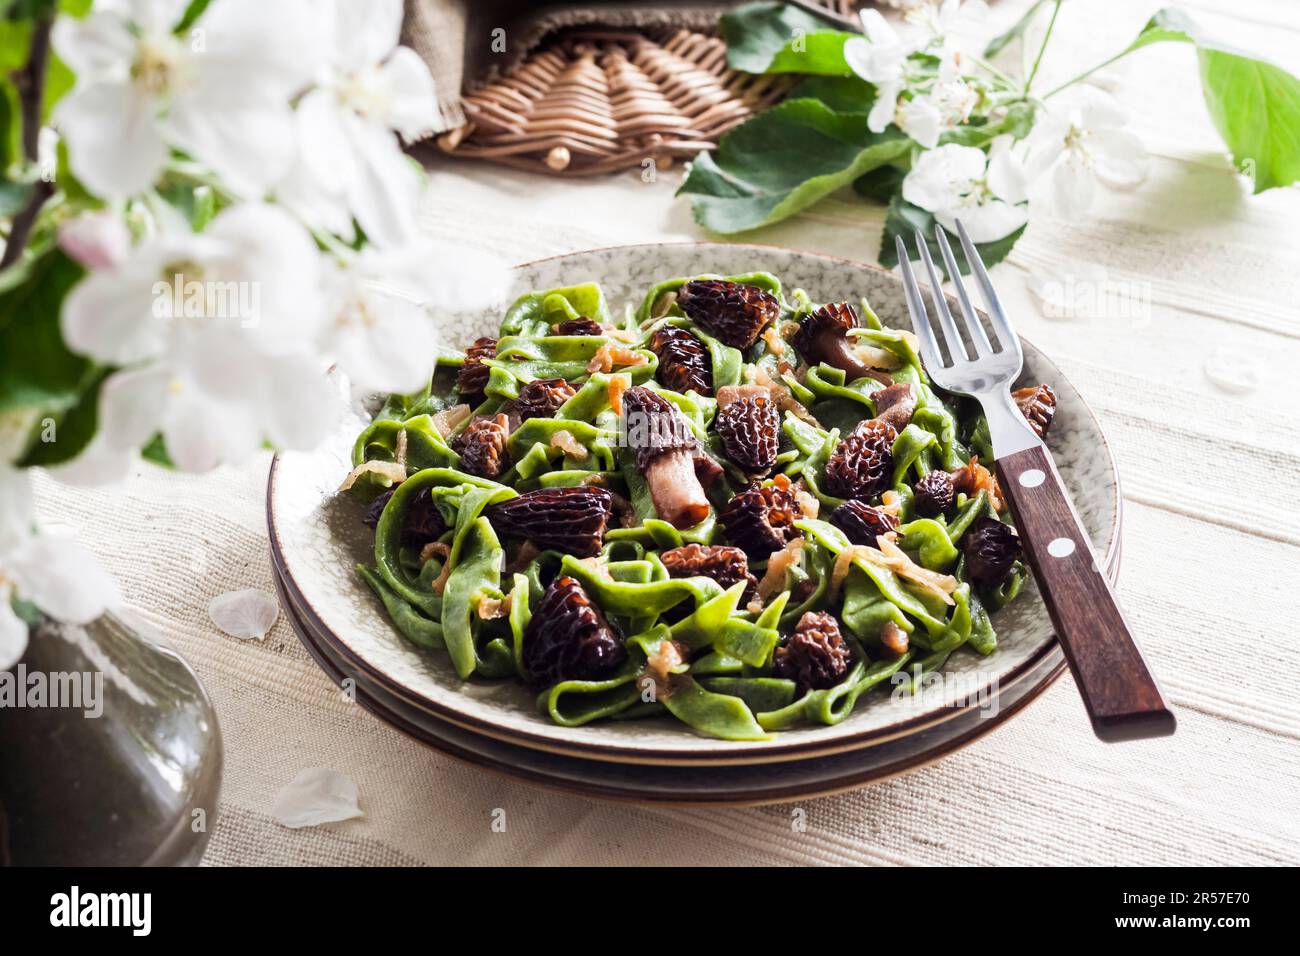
[43,46,74,120]
[721,1,855,75]
[0,251,90,412]
[0,79,29,215]
[852,163,906,201]
[17,366,106,467]
[984,0,1052,58]
[141,434,175,469]
[1122,8,1300,192]
[176,0,211,33]
[787,74,875,114]
[1,22,29,170]
[677,97,910,234]
[878,195,1026,274]
[0,20,34,73]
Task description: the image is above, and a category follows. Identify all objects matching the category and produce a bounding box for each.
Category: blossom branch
[1,15,55,271]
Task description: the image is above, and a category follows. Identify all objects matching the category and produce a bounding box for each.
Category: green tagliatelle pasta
[345,272,1039,741]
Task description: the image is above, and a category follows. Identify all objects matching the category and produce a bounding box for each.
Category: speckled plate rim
[268,242,1122,767]
[273,560,1073,806]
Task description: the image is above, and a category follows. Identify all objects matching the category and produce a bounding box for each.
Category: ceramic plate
[268,243,1121,766]
[272,559,1081,805]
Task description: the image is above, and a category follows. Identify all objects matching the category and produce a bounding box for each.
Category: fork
[895,223,1176,742]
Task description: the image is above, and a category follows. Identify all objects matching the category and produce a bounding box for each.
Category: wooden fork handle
[994,445,1176,742]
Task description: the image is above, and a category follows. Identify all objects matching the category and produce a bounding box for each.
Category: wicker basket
[436,2,865,176]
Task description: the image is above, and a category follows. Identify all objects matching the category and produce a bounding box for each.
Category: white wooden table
[41,0,1300,864]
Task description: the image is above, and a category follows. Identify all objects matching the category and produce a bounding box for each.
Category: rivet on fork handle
[995,446,1176,742]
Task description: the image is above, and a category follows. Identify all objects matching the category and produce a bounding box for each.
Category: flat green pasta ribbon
[440,516,514,679]
[757,650,915,730]
[500,283,610,338]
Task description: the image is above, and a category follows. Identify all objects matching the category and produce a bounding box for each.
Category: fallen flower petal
[208,588,280,640]
[272,768,364,829]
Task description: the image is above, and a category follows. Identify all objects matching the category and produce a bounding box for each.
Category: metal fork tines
[895,222,1040,458]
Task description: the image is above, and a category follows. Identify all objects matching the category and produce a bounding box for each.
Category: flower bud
[57,212,130,270]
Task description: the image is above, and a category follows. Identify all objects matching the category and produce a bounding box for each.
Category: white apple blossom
[905,0,990,44]
[902,139,1028,242]
[896,94,943,148]
[928,52,980,128]
[845,9,914,135]
[95,334,341,473]
[59,202,343,473]
[894,46,977,149]
[845,9,912,87]
[62,203,323,366]
[847,11,978,147]
[320,240,510,394]
[0,467,121,669]
[1024,87,1148,218]
[892,53,978,149]
[52,0,317,200]
[275,0,438,247]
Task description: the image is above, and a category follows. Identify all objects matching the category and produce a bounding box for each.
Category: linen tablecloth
[36,0,1300,865]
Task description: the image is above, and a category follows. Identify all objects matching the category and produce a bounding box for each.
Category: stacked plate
[267,244,1122,806]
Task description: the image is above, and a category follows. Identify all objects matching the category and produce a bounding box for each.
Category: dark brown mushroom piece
[771,611,851,692]
[554,316,604,336]
[486,486,612,558]
[791,303,890,385]
[522,576,627,686]
[871,382,916,432]
[456,336,497,403]
[622,386,721,529]
[661,543,758,604]
[718,476,801,560]
[362,487,446,550]
[1012,384,1057,439]
[676,279,780,349]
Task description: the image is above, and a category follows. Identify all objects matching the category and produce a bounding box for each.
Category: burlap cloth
[33,0,1300,865]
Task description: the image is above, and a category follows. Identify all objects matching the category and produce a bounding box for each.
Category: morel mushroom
[622,386,721,529]
[791,303,889,385]
[912,470,956,517]
[486,486,613,557]
[962,517,1021,590]
[454,414,509,479]
[456,336,497,402]
[660,543,758,602]
[1013,384,1057,439]
[554,316,604,336]
[522,576,627,686]
[511,377,575,422]
[649,325,713,395]
[771,611,851,692]
[871,382,917,432]
[362,486,446,550]
[829,499,899,547]
[719,476,801,560]
[714,395,780,473]
[676,279,780,349]
[824,418,897,500]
